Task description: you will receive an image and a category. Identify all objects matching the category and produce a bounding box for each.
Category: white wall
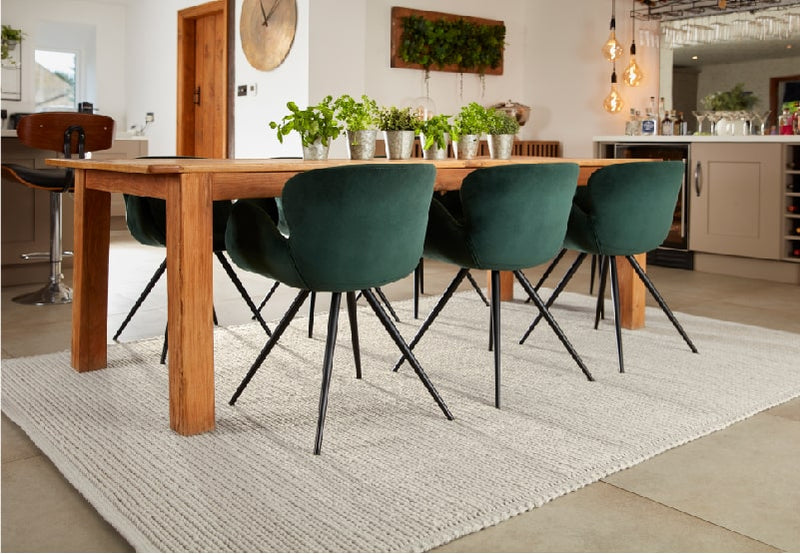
[3,0,664,158]
[1,0,127,131]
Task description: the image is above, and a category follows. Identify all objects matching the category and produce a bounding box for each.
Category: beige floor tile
[1,434,134,553]
[604,412,800,551]
[433,481,778,553]
[766,396,800,422]
[1,416,40,463]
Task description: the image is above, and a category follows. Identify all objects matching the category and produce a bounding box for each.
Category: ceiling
[672,35,799,64]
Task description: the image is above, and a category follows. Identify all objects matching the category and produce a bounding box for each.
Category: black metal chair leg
[515,271,594,382]
[346,291,362,379]
[626,255,698,353]
[229,290,311,405]
[589,254,597,295]
[532,248,567,293]
[609,257,625,373]
[160,323,168,365]
[255,281,280,315]
[313,293,341,455]
[466,271,490,306]
[490,271,502,409]
[215,251,272,336]
[212,306,219,327]
[595,256,609,329]
[308,292,316,338]
[113,258,167,340]
[413,261,422,319]
[374,287,400,323]
[361,289,453,421]
[391,268,469,372]
[418,258,424,294]
[520,252,588,345]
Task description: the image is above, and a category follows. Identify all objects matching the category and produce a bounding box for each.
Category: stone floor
[2,222,800,552]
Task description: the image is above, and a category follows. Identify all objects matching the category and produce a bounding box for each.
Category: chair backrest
[457,163,580,269]
[16,112,114,157]
[584,161,684,255]
[281,163,436,291]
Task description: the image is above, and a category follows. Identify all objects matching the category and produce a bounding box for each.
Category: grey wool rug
[3,288,800,552]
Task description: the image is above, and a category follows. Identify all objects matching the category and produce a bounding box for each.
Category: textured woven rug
[3,288,800,552]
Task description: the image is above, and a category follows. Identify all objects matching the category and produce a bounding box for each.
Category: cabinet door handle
[694,161,702,197]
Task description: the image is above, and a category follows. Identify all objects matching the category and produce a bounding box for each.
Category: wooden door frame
[177,0,233,157]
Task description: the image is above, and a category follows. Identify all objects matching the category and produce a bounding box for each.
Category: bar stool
[1,112,114,305]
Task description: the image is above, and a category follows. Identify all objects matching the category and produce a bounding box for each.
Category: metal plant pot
[302,138,330,160]
[383,130,415,160]
[346,129,378,160]
[453,134,480,159]
[420,133,449,160]
[488,134,514,160]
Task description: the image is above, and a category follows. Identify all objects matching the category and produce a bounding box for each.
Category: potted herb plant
[269,95,341,160]
[377,106,419,160]
[2,25,24,63]
[451,102,489,159]
[333,93,379,160]
[418,113,451,160]
[486,109,519,160]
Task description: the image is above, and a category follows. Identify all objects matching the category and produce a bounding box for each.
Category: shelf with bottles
[782,143,800,262]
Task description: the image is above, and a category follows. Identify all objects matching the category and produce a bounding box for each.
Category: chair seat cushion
[2,164,72,191]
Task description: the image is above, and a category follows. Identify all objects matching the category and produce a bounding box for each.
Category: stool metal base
[12,281,73,305]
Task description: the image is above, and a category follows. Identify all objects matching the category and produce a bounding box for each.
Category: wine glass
[706,111,723,136]
[757,110,771,135]
[692,110,707,134]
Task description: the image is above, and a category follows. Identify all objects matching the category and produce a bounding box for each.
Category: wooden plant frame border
[390,6,504,76]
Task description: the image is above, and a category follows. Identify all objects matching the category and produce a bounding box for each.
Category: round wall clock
[240,0,298,71]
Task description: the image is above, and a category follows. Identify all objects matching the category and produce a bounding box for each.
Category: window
[34,49,77,110]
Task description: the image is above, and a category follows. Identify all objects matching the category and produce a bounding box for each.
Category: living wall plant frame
[390,6,505,76]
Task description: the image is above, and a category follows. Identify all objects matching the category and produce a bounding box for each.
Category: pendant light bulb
[622,43,644,86]
[603,67,624,113]
[601,19,624,61]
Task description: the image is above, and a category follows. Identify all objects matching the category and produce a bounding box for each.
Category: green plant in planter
[418,113,452,150]
[377,106,419,131]
[333,94,379,131]
[269,95,342,147]
[486,109,520,135]
[451,102,489,141]
[2,25,24,61]
[701,83,758,111]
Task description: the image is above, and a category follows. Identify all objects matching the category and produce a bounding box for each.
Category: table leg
[488,270,514,301]
[617,253,646,330]
[166,173,215,435]
[71,170,110,371]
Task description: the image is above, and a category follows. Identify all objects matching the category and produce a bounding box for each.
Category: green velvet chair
[519,161,698,373]
[225,163,453,455]
[391,164,594,409]
[113,158,271,363]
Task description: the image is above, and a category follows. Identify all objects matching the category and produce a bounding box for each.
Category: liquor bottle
[659,97,666,123]
[779,108,794,135]
[788,198,800,213]
[674,111,687,136]
[625,109,637,136]
[642,97,657,136]
[661,110,673,136]
[790,240,800,258]
[633,110,642,136]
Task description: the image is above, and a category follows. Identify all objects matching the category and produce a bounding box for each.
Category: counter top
[594,135,800,143]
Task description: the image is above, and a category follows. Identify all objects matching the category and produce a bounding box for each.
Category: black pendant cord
[514,270,594,382]
[361,289,453,421]
[391,268,469,373]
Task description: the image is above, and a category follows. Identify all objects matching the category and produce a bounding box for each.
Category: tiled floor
[2,222,799,552]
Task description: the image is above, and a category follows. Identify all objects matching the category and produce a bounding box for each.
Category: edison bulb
[622,57,644,87]
[603,83,624,113]
[601,30,624,61]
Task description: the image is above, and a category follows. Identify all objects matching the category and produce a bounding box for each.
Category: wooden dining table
[47,156,647,436]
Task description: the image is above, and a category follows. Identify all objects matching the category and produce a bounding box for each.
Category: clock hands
[259,0,269,25]
[264,0,282,27]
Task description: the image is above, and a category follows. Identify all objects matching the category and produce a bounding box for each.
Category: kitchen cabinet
[689,142,782,259]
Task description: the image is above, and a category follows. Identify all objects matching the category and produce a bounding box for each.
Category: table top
[46,156,635,174]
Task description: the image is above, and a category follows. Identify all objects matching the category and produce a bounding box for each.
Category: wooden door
[177,0,228,157]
